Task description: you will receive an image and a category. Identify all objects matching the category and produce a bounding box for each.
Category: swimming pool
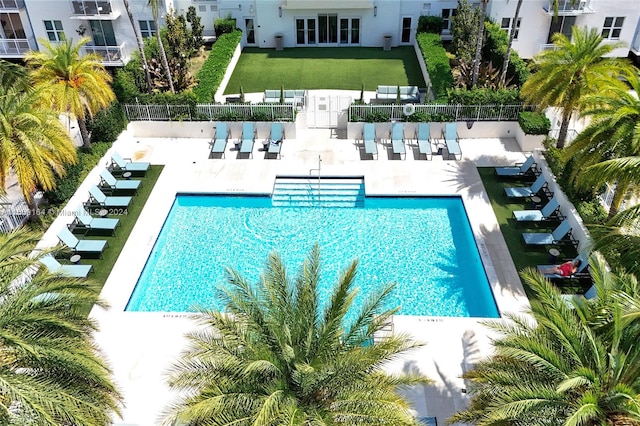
[126,195,499,317]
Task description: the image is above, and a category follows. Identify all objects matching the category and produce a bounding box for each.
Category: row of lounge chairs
[43,153,150,278]
[360,122,462,161]
[210,122,285,159]
[496,156,589,281]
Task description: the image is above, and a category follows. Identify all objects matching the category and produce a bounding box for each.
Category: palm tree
[148,0,175,94]
[520,26,630,148]
[499,0,522,87]
[563,69,640,218]
[25,37,115,149]
[0,229,123,424]
[164,246,429,425]
[471,0,488,87]
[123,0,153,93]
[449,258,640,425]
[0,79,77,209]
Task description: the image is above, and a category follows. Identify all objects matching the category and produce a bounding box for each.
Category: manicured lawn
[78,165,163,285]
[224,47,426,94]
[477,167,583,295]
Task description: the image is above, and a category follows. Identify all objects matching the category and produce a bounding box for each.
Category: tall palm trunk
[149,0,174,93]
[500,0,522,87]
[557,109,571,148]
[123,0,153,93]
[472,0,488,87]
[78,116,91,149]
[608,180,629,220]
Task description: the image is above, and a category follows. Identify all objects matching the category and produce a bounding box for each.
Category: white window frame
[44,20,65,42]
[601,16,624,40]
[138,20,156,38]
[501,17,521,40]
[441,8,456,34]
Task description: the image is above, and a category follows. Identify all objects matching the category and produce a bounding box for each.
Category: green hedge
[518,111,551,135]
[418,16,443,34]
[447,87,521,105]
[483,21,529,87]
[87,102,127,144]
[214,17,237,37]
[193,30,243,102]
[416,33,453,102]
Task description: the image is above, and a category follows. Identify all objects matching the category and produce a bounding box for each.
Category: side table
[70,254,82,264]
[98,208,109,218]
[530,195,542,209]
[122,171,132,180]
[548,248,560,263]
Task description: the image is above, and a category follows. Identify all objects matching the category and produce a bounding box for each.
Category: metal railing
[543,0,593,14]
[123,103,296,122]
[0,0,24,9]
[349,104,536,122]
[0,38,35,55]
[0,200,30,233]
[82,43,124,64]
[70,0,113,16]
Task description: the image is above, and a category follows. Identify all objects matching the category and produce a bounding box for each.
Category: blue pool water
[126,195,499,317]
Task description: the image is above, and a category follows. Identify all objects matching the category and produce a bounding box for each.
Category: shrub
[518,111,550,135]
[483,21,529,87]
[404,111,454,122]
[416,33,453,102]
[193,30,242,102]
[447,87,520,105]
[214,15,237,37]
[87,102,127,144]
[417,15,443,34]
[113,62,145,103]
[363,111,391,123]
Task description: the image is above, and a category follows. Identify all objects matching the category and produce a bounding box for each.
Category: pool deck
[68,122,534,425]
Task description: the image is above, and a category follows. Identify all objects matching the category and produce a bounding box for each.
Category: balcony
[543,0,594,16]
[83,43,125,65]
[0,0,25,9]
[70,0,120,19]
[0,37,34,57]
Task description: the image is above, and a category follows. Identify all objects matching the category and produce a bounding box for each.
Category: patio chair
[504,174,548,199]
[390,122,406,160]
[495,155,538,178]
[73,205,120,235]
[57,227,108,258]
[537,252,589,280]
[210,122,229,158]
[522,219,573,247]
[100,169,141,194]
[110,152,150,176]
[88,185,132,208]
[415,123,432,160]
[267,122,284,159]
[39,254,93,278]
[513,197,561,225]
[443,123,461,160]
[362,123,378,160]
[562,283,597,306]
[240,122,255,159]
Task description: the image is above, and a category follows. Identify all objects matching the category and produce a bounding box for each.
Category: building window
[138,20,156,38]
[601,17,624,39]
[500,17,521,39]
[44,20,64,42]
[441,8,456,33]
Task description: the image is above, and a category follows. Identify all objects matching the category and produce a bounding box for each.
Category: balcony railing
[83,43,124,64]
[70,0,119,18]
[0,0,25,9]
[543,0,594,15]
[0,38,35,56]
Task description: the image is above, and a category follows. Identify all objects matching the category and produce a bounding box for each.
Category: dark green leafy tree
[186,6,204,52]
[451,0,480,64]
[0,230,123,424]
[163,246,429,425]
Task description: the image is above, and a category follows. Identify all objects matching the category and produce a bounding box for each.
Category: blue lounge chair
[88,185,132,208]
[443,123,461,160]
[57,227,108,258]
[495,155,537,178]
[504,174,548,199]
[562,284,597,305]
[391,122,406,160]
[210,123,229,158]
[537,252,589,279]
[240,122,255,158]
[73,206,120,235]
[513,197,561,224]
[267,122,284,159]
[415,123,432,160]
[110,152,150,175]
[362,123,378,160]
[40,254,92,278]
[522,219,573,247]
[100,169,141,193]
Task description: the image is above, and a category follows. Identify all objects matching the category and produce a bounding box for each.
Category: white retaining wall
[128,121,298,140]
[214,42,244,103]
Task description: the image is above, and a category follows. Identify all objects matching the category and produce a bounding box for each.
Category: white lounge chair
[40,254,92,278]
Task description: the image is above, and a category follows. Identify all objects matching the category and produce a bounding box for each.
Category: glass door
[401,17,412,43]
[547,16,575,43]
[245,18,255,44]
[318,14,337,44]
[89,20,116,45]
[339,18,361,45]
[296,18,316,45]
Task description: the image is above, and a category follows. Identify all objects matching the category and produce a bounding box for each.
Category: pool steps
[272,177,365,208]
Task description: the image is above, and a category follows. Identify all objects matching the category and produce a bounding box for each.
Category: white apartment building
[2,0,639,66]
